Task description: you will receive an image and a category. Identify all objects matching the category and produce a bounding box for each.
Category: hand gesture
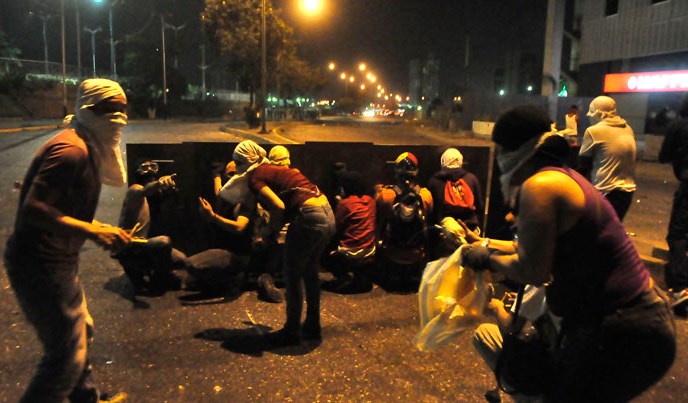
[158,173,177,191]
[198,197,215,221]
[91,222,131,252]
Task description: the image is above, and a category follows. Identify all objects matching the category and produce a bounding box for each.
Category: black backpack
[384,185,427,249]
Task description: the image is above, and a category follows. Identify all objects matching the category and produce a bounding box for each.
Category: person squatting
[5,78,677,401]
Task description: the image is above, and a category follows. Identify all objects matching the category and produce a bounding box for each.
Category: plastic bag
[414,245,487,352]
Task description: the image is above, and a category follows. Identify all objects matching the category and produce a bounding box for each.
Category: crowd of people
[3,77,683,402]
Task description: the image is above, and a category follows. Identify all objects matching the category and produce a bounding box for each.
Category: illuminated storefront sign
[604,70,688,93]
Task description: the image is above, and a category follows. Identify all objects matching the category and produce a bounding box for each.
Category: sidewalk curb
[0,124,63,135]
[220,125,298,145]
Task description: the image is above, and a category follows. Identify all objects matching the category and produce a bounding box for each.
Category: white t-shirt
[579,116,637,194]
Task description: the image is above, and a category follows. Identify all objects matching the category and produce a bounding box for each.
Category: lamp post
[60,0,67,116]
[74,0,82,78]
[260,0,268,134]
[30,11,55,75]
[84,27,101,77]
[163,22,186,69]
[199,44,209,101]
[160,14,168,119]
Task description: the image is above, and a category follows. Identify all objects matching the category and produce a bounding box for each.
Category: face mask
[76,108,128,186]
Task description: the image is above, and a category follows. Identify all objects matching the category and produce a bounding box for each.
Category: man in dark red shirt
[4,79,131,403]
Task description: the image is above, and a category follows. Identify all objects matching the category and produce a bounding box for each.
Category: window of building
[605,0,619,16]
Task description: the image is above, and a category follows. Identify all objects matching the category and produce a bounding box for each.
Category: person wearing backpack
[427,148,484,252]
[375,152,433,289]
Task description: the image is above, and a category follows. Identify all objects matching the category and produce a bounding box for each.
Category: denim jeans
[115,235,186,291]
[5,258,99,403]
[549,286,676,402]
[283,204,335,332]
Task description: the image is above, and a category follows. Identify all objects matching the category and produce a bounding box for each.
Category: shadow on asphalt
[103,275,152,309]
[194,324,320,357]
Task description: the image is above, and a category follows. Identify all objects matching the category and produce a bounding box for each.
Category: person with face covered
[233,140,335,346]
[577,95,637,221]
[114,159,186,294]
[462,106,675,401]
[4,79,131,402]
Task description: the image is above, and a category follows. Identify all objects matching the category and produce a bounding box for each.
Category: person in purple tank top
[462,106,676,402]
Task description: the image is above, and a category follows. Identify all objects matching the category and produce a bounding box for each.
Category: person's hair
[339,170,368,197]
[492,105,552,151]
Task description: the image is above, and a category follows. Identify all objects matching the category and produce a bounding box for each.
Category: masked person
[114,159,187,294]
[462,105,675,401]
[233,140,335,346]
[577,95,637,221]
[4,79,131,403]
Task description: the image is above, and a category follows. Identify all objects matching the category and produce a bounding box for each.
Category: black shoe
[484,388,501,402]
[257,274,283,303]
[264,327,301,346]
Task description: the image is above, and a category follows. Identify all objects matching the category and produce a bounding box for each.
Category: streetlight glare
[301,0,323,15]
[328,62,335,70]
[358,63,366,71]
[340,72,346,80]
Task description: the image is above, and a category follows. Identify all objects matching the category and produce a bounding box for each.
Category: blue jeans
[5,258,99,403]
[283,204,335,332]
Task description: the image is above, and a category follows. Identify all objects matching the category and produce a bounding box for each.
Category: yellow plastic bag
[414,245,487,352]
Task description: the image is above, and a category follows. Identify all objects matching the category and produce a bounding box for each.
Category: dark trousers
[283,204,335,332]
[548,286,676,402]
[5,258,99,403]
[666,182,688,291]
[604,189,634,222]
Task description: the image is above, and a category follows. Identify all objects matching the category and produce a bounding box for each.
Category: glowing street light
[328,62,335,70]
[349,75,355,83]
[360,84,365,90]
[358,63,366,71]
[300,0,323,15]
[339,72,346,80]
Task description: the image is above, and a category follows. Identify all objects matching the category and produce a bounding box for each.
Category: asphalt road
[0,120,686,402]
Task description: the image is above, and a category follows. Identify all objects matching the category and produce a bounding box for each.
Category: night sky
[0,0,547,97]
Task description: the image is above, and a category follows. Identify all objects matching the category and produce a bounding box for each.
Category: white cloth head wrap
[496,130,561,203]
[220,140,268,204]
[232,140,267,173]
[440,148,463,169]
[269,145,291,166]
[587,95,617,120]
[72,78,128,186]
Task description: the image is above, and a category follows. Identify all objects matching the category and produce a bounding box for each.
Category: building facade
[576,0,688,136]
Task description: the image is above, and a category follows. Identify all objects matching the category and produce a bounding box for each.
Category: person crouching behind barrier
[114,159,187,294]
[321,170,376,294]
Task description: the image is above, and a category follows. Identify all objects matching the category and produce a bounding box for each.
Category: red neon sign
[604,70,688,93]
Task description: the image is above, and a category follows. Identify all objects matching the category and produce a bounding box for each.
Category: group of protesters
[3,78,681,402]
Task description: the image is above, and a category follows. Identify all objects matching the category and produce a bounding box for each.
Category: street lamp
[29,11,55,75]
[260,0,323,134]
[163,22,186,69]
[84,27,101,77]
[94,0,123,80]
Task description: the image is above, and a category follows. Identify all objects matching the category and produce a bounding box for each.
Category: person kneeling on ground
[321,170,377,294]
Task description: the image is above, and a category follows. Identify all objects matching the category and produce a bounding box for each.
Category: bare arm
[487,170,584,285]
[22,185,130,251]
[198,197,250,234]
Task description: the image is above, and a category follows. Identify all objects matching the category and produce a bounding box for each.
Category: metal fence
[0,57,95,81]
